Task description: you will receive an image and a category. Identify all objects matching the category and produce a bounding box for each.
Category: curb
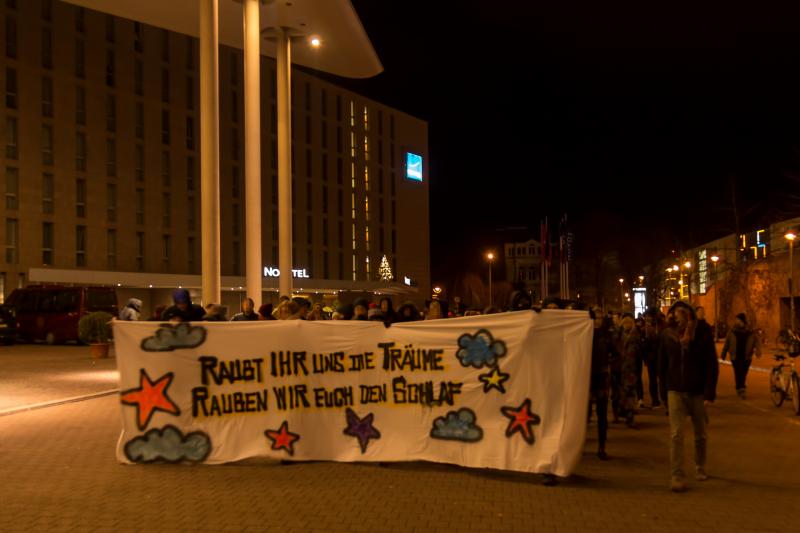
[0,389,119,417]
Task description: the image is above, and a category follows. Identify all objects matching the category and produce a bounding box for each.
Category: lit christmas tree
[378,255,393,281]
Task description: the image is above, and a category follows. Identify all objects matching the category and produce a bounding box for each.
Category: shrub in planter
[78,311,114,344]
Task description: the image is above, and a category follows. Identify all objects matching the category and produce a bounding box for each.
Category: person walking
[659,301,719,492]
[643,308,664,408]
[720,313,761,398]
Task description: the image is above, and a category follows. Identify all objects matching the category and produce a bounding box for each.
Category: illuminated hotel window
[135,102,144,139]
[162,235,171,270]
[187,196,195,231]
[187,237,195,273]
[106,183,116,222]
[106,229,116,270]
[5,118,16,160]
[76,179,86,218]
[134,146,144,181]
[162,193,171,228]
[106,138,116,176]
[75,225,86,267]
[42,173,53,214]
[136,232,144,270]
[42,125,54,166]
[5,17,16,59]
[135,189,144,225]
[75,131,85,170]
[161,151,171,187]
[75,87,86,126]
[135,60,143,96]
[42,77,53,118]
[75,40,84,78]
[5,68,16,109]
[5,166,17,209]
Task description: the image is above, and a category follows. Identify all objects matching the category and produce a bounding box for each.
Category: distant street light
[711,254,720,332]
[619,278,625,311]
[310,36,321,47]
[487,253,495,308]
[786,232,796,332]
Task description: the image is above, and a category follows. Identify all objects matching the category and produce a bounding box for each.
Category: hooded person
[161,288,205,322]
[378,297,397,324]
[118,298,142,321]
[396,301,420,322]
[509,290,533,311]
[659,300,719,492]
[352,298,370,320]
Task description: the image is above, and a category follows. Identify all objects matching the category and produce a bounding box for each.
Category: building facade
[503,239,542,296]
[0,0,429,315]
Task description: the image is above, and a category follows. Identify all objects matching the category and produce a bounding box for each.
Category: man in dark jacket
[720,313,761,398]
[588,308,615,460]
[659,301,719,493]
[161,288,205,322]
[231,298,259,321]
[643,307,663,408]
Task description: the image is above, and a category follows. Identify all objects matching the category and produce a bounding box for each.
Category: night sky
[339,0,800,285]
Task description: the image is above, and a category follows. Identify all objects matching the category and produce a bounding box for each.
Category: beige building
[0,0,429,316]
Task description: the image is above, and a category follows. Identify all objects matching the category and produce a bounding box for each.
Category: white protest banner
[113,310,592,476]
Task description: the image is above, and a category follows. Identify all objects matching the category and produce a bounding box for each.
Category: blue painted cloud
[456,329,507,368]
[430,408,483,442]
[124,425,211,463]
[141,323,206,352]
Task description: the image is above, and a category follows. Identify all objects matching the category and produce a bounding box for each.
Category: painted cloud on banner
[456,329,507,368]
[430,408,483,442]
[125,425,211,463]
[141,323,206,352]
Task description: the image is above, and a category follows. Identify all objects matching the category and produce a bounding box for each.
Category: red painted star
[120,369,181,431]
[265,421,300,456]
[501,398,541,445]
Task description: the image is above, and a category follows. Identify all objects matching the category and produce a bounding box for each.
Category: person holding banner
[589,308,614,460]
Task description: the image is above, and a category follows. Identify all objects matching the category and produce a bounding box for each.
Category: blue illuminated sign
[406,152,423,181]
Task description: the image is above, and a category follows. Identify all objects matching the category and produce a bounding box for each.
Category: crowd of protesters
[120,287,769,492]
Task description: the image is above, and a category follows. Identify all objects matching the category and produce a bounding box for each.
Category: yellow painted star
[479,367,510,394]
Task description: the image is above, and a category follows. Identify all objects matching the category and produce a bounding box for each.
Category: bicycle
[775,328,800,355]
[769,351,800,415]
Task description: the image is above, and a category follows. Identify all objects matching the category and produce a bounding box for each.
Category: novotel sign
[263,267,310,278]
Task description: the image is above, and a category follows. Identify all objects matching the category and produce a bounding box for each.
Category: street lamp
[619,278,624,312]
[786,232,796,332]
[487,253,495,308]
[710,254,720,334]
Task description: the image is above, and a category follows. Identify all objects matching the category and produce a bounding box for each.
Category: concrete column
[199,0,221,305]
[243,0,262,307]
[276,28,293,297]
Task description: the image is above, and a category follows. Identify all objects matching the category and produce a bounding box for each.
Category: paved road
[0,344,118,413]
[0,347,798,532]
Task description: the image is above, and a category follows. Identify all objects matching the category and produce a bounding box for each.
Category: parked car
[6,286,118,344]
[0,304,17,344]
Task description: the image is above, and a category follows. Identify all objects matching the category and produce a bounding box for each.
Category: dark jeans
[646,358,661,406]
[589,372,609,451]
[733,357,752,390]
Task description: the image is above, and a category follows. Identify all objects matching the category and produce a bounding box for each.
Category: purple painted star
[343,408,381,454]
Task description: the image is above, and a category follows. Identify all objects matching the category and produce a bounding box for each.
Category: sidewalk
[0,344,119,413]
[0,356,798,531]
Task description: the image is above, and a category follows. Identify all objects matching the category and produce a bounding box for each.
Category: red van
[6,285,118,344]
